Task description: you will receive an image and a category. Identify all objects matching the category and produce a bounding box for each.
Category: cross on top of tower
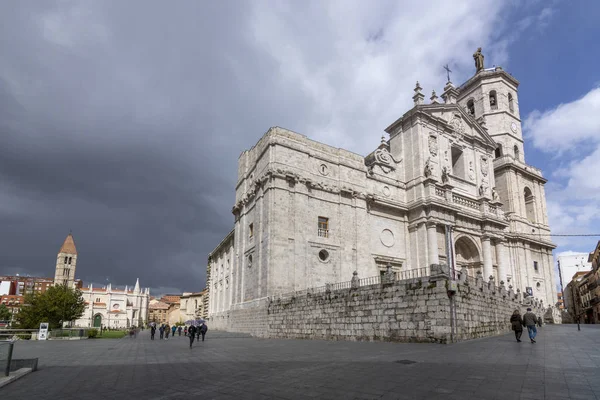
[443,64,452,82]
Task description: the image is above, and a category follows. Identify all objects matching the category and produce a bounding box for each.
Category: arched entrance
[93,314,102,328]
[454,236,481,277]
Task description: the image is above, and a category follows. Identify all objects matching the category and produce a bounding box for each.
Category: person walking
[178,326,182,336]
[537,316,543,328]
[159,324,165,340]
[510,309,524,342]
[165,324,171,340]
[150,325,156,340]
[200,322,208,342]
[172,325,177,337]
[188,324,197,349]
[523,308,538,343]
[184,326,188,336]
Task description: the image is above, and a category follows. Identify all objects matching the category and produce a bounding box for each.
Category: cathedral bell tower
[54,233,78,288]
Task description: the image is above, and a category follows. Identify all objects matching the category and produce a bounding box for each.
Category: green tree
[15,285,86,329]
[0,304,11,321]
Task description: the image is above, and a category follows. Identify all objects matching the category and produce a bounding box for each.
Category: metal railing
[317,229,329,238]
[0,341,14,377]
[0,329,36,341]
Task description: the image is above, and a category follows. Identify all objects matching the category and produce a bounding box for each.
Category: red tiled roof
[93,302,106,307]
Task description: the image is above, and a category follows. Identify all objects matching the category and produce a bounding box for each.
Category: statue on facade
[491,187,499,201]
[424,158,432,177]
[441,166,449,183]
[473,47,484,72]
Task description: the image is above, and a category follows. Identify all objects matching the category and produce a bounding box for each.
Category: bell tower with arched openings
[455,48,555,306]
[54,232,78,288]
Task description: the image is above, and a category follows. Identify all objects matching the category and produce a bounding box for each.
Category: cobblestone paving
[2,325,600,400]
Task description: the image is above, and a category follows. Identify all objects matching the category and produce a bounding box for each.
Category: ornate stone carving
[449,115,465,135]
[365,142,401,175]
[428,135,438,157]
[480,156,489,176]
[491,187,499,201]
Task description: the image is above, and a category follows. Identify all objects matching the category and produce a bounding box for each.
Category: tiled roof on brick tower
[59,233,77,255]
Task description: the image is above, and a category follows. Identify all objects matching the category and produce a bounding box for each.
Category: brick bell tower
[54,232,78,288]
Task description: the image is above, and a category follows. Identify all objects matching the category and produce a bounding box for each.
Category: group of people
[148,322,207,347]
[510,307,543,343]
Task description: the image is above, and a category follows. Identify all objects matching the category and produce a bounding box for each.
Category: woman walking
[510,309,524,342]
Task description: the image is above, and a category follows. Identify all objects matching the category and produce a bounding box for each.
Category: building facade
[74,280,150,329]
[179,291,207,322]
[148,299,170,324]
[54,233,78,288]
[557,252,591,302]
[207,50,558,319]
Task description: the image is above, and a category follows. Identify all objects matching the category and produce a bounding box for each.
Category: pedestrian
[178,326,182,336]
[188,324,197,349]
[184,326,188,336]
[523,308,538,343]
[165,324,170,340]
[172,325,177,337]
[150,325,156,340]
[200,322,208,342]
[159,324,165,340]
[537,316,543,328]
[510,309,524,342]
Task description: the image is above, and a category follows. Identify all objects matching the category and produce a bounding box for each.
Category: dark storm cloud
[0,1,311,293]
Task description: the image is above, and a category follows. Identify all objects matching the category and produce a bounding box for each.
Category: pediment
[422,105,496,148]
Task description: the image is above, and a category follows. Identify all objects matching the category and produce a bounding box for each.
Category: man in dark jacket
[188,325,197,348]
[200,323,208,342]
[510,310,524,342]
[523,308,538,343]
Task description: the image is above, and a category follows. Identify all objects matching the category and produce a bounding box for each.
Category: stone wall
[208,269,550,343]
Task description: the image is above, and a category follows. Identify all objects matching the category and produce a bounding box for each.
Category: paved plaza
[2,325,600,400]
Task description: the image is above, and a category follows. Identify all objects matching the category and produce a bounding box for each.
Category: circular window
[536,282,541,289]
[382,186,391,197]
[319,164,329,176]
[248,254,253,268]
[380,229,395,247]
[318,249,330,262]
[113,304,120,310]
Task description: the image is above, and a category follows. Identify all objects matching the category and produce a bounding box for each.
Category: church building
[207,49,557,318]
[53,233,150,329]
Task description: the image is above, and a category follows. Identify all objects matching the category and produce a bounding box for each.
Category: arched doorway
[454,236,481,277]
[93,314,102,328]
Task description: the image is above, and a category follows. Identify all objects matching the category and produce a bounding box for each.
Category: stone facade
[208,52,558,334]
[74,280,150,329]
[54,233,78,289]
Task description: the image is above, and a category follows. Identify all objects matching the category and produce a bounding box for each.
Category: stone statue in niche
[428,135,438,156]
[468,161,475,181]
[480,156,489,176]
[424,158,432,177]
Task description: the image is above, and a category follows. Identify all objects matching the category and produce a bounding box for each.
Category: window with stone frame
[489,91,498,110]
[451,147,466,179]
[318,216,329,238]
[467,99,475,116]
[533,261,539,272]
[249,223,254,238]
[508,93,514,113]
[494,144,503,159]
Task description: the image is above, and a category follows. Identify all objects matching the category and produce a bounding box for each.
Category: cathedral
[207,49,557,318]
[53,233,150,329]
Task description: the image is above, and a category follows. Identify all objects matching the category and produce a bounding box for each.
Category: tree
[0,304,11,321]
[15,285,86,329]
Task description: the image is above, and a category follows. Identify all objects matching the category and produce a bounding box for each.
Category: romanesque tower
[54,233,78,288]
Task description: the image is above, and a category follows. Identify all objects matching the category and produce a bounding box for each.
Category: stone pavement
[2,324,600,400]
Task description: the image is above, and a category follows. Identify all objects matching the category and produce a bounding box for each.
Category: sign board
[447,280,458,293]
[38,322,49,340]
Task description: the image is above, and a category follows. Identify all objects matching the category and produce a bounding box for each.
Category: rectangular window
[318,217,329,238]
[249,223,254,238]
[533,261,539,271]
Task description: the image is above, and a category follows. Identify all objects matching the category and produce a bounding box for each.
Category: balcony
[317,229,330,238]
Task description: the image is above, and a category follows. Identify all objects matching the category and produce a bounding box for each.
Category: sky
[0,0,599,295]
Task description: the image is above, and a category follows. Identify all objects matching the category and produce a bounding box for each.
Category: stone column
[482,236,493,281]
[426,222,439,265]
[496,239,507,284]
